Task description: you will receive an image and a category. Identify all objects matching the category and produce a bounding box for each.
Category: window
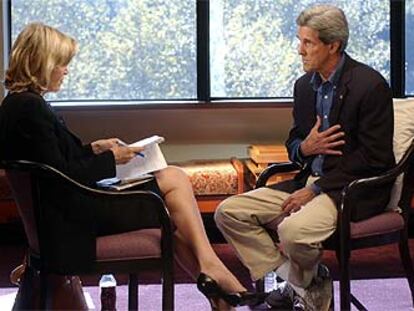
[210,0,390,98]
[406,0,414,95]
[9,0,397,102]
[11,0,197,102]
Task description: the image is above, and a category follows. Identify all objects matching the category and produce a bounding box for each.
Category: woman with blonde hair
[0,23,259,310]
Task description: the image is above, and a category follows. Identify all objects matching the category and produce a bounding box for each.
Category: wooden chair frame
[255,141,414,310]
[2,160,175,310]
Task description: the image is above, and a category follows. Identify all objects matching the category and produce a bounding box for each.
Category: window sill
[52,99,293,111]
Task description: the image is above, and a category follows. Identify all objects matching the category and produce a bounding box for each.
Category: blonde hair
[5,23,77,93]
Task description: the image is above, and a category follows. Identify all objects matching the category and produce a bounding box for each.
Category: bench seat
[177,158,245,213]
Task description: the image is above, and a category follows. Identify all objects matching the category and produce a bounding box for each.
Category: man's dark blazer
[0,91,116,272]
[270,54,395,221]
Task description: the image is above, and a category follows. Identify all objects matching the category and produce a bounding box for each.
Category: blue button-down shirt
[293,54,345,194]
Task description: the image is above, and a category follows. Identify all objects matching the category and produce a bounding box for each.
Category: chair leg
[337,247,351,310]
[350,294,368,311]
[162,269,174,311]
[256,279,265,294]
[39,271,48,309]
[128,274,138,311]
[399,231,414,307]
[12,266,37,310]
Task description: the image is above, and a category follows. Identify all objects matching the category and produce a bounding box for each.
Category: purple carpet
[0,278,412,310]
[1,242,414,310]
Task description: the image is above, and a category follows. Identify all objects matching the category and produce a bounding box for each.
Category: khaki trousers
[215,180,337,288]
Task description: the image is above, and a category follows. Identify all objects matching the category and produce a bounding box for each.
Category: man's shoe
[292,295,306,311]
[265,281,295,309]
[302,264,333,311]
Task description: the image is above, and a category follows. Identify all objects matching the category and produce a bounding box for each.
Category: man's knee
[277,216,303,246]
[278,217,321,269]
[214,196,241,228]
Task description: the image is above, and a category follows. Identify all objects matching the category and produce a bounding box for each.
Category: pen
[117,140,145,158]
[117,140,128,147]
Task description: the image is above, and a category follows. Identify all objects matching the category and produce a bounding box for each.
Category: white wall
[60,105,293,162]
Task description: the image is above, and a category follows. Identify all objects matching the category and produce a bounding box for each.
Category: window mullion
[390,0,405,98]
[196,0,210,102]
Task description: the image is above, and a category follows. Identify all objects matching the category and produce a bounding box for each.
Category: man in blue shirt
[215,4,394,311]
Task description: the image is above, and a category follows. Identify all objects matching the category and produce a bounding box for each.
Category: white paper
[116,136,167,182]
[129,135,165,148]
[97,135,167,189]
[116,144,167,181]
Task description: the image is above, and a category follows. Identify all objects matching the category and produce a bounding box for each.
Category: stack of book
[245,144,295,188]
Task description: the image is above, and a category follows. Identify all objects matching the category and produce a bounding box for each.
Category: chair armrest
[340,141,414,229]
[255,162,300,188]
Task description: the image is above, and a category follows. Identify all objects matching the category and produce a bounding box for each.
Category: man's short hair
[296,5,349,52]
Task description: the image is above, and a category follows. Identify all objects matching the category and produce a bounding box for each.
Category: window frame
[390,0,405,97]
[2,0,409,109]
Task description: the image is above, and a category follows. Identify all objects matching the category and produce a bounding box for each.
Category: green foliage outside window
[211,0,390,97]
[12,0,391,101]
[12,0,197,101]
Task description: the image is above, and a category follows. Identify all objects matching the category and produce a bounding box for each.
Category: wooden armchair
[1,160,174,310]
[255,140,414,310]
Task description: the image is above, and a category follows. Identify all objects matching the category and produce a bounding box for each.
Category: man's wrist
[299,140,312,158]
[298,143,306,159]
[309,183,322,195]
[294,143,305,163]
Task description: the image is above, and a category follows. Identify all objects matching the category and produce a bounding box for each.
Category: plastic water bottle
[99,274,117,311]
[264,271,278,293]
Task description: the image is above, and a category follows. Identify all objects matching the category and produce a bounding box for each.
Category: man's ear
[329,41,341,54]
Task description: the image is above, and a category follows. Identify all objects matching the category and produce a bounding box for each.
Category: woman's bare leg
[173,234,235,311]
[173,231,199,278]
[154,166,246,294]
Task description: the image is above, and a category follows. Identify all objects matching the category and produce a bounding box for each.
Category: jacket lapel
[329,56,353,125]
[304,84,317,130]
[329,86,348,125]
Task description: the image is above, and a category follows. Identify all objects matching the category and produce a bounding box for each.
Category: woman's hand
[110,145,145,164]
[91,138,120,154]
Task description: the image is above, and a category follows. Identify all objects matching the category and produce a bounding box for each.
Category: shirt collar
[310,53,346,91]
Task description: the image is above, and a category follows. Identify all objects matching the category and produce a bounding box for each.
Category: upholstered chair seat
[96,229,162,262]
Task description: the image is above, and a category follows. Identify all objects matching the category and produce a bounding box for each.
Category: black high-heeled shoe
[197,273,265,307]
